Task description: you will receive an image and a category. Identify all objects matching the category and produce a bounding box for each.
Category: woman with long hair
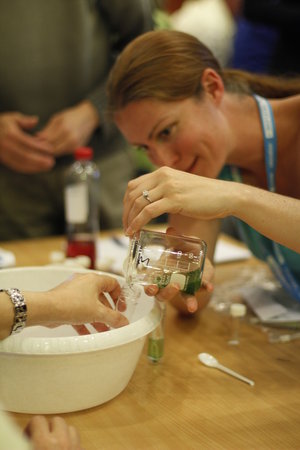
[107,29,300,314]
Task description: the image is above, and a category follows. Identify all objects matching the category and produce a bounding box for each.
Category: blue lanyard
[252,95,300,301]
[254,95,277,192]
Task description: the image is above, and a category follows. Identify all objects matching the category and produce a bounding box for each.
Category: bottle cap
[230,303,247,317]
[49,250,65,264]
[64,258,82,268]
[75,255,91,268]
[74,147,93,160]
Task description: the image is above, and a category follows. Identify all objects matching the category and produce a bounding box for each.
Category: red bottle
[64,147,100,269]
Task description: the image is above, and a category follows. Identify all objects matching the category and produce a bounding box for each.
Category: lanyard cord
[253,95,277,193]
[245,95,300,301]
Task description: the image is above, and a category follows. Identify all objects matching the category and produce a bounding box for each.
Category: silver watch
[0,288,27,334]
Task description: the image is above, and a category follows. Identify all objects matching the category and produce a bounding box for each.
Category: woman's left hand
[145,257,214,314]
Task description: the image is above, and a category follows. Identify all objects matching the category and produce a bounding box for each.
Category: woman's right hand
[123,166,234,235]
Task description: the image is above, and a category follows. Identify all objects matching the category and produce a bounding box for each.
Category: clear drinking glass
[116,229,207,362]
[124,229,207,295]
[116,229,207,319]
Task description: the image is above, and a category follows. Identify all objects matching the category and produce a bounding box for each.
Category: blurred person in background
[170,0,236,67]
[227,0,300,75]
[153,0,185,13]
[0,0,153,241]
[223,0,300,238]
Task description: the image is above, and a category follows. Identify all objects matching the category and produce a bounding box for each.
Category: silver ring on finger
[142,189,152,203]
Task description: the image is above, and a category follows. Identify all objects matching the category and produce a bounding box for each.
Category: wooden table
[1,235,300,449]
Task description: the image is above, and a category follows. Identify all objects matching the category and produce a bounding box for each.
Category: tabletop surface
[1,234,300,450]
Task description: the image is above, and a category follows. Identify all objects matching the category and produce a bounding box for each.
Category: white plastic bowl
[0,266,160,414]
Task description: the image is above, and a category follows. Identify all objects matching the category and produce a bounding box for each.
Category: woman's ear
[201,68,224,104]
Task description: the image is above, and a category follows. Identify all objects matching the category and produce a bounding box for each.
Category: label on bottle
[154,268,202,295]
[65,183,88,223]
[170,272,186,290]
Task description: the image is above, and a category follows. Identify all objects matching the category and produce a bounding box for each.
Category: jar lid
[230,303,247,317]
[74,147,93,160]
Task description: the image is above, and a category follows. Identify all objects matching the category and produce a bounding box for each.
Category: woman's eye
[158,124,176,141]
[135,145,148,152]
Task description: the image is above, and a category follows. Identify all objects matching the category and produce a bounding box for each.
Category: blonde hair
[107,30,300,115]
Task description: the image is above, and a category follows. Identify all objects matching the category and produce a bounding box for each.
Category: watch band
[0,288,27,334]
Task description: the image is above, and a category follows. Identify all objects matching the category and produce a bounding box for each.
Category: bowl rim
[0,266,161,356]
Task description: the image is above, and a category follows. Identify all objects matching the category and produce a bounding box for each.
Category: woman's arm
[123,166,300,253]
[232,182,300,253]
[0,273,128,340]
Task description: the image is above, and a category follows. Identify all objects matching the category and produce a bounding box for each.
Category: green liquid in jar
[154,267,202,295]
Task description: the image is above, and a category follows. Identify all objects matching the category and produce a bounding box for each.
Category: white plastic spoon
[198,352,255,387]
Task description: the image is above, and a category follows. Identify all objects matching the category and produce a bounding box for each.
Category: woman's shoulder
[273,94,300,115]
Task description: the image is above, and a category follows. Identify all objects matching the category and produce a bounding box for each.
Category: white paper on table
[241,285,300,323]
[0,248,16,268]
[214,239,252,264]
[97,236,129,275]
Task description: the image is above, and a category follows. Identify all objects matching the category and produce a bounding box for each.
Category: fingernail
[125,227,133,236]
[202,282,214,292]
[147,286,157,295]
[187,297,197,313]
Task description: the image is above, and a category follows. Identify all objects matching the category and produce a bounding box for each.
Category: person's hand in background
[24,415,83,450]
[37,101,100,157]
[0,112,55,173]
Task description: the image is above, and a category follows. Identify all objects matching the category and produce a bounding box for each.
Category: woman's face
[115,95,231,179]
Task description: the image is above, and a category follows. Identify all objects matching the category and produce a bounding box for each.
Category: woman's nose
[151,146,180,168]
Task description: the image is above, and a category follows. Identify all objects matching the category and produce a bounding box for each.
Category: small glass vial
[228,303,247,345]
[147,302,166,363]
